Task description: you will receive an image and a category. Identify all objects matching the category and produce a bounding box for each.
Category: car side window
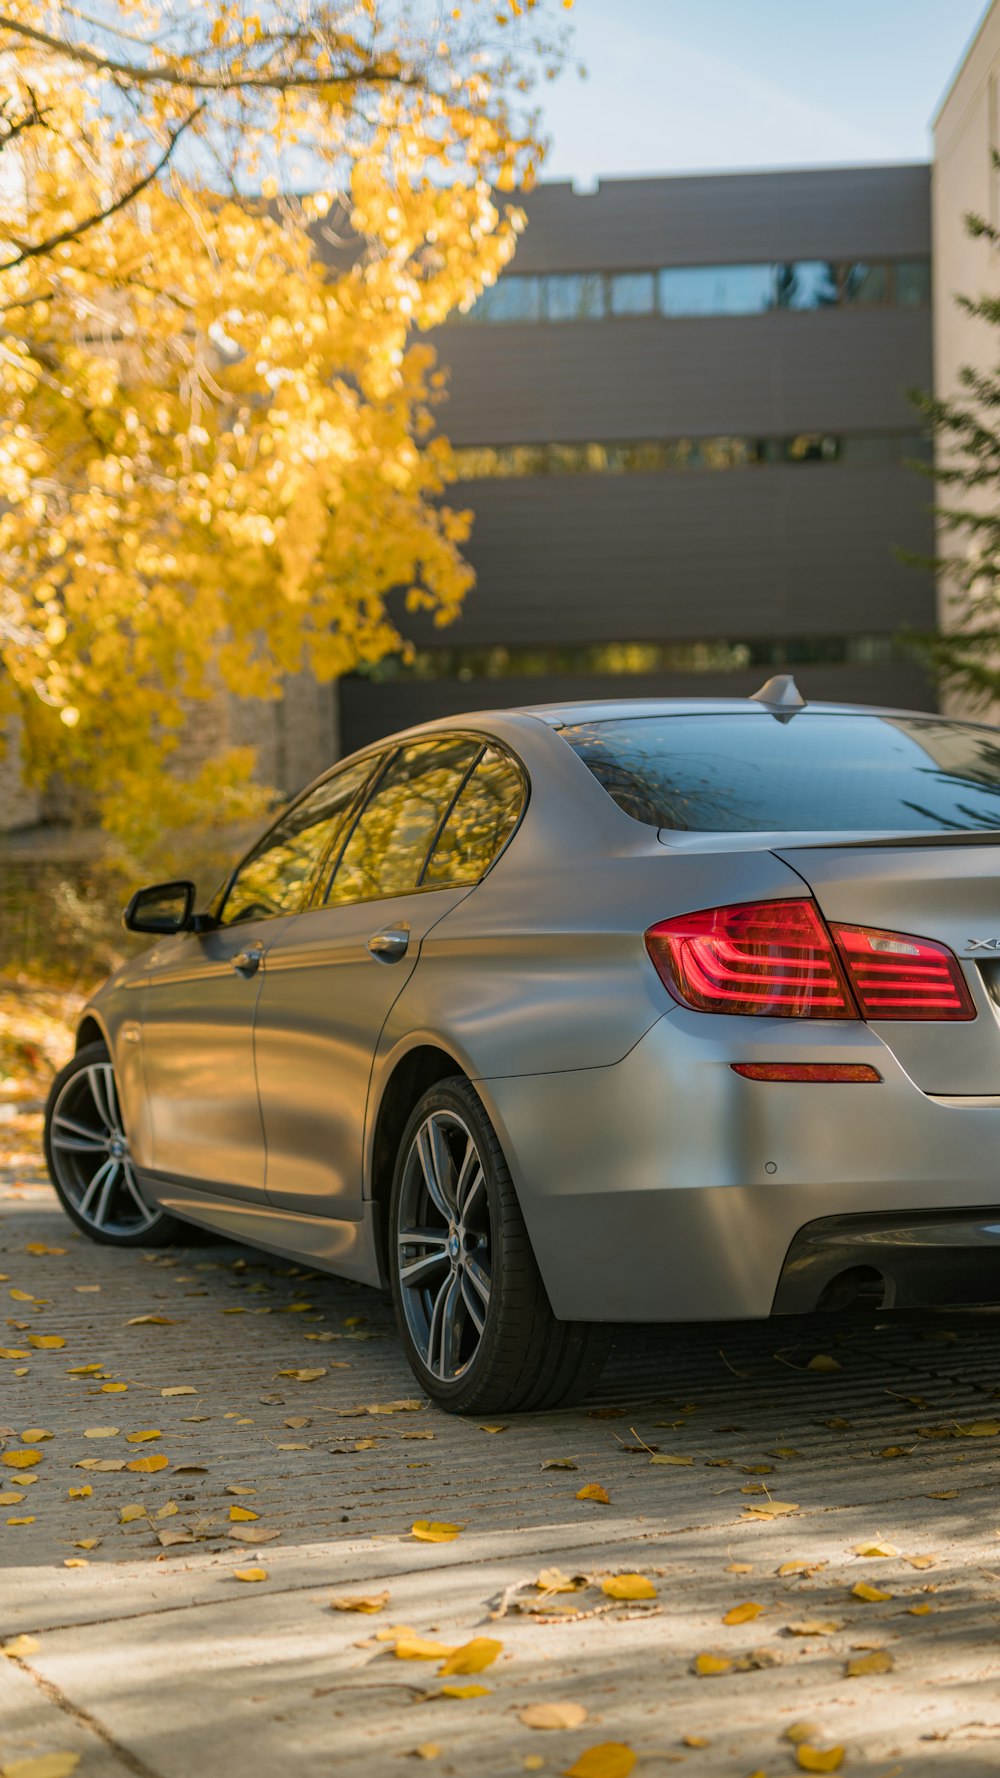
[326,737,482,905]
[422,747,525,886]
[219,757,379,926]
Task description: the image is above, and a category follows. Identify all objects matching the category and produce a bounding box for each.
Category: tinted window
[327,738,482,904]
[544,273,606,321]
[609,272,655,316]
[423,748,524,885]
[658,264,775,317]
[563,715,1000,834]
[220,758,377,925]
[843,261,887,305]
[895,259,931,306]
[469,276,541,323]
[774,260,839,309]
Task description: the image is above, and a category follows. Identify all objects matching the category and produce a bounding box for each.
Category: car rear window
[561,713,1000,833]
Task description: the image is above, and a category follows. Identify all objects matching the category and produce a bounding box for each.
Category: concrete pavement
[4,1104,1000,1776]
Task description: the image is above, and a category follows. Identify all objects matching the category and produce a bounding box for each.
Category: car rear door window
[219,757,379,925]
[326,737,482,904]
[422,747,524,885]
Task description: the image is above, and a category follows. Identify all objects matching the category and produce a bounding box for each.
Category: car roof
[504,696,950,725]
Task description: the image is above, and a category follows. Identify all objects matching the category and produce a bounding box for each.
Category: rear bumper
[772,1209,1000,1313]
[478,1009,1000,1322]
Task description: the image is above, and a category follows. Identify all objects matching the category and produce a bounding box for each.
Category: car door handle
[232,946,264,975]
[367,925,410,962]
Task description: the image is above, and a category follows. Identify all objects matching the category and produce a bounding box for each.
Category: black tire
[389,1076,610,1414]
[44,1041,183,1247]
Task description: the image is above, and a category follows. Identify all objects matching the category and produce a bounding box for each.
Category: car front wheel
[389,1076,610,1414]
[44,1042,181,1246]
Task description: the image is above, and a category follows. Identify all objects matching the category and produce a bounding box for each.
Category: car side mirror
[123,880,197,935]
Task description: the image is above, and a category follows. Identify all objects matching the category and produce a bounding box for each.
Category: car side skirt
[136,1169,384,1286]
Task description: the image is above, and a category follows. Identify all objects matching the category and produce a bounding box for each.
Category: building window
[450,432,927,480]
[456,257,930,324]
[354,636,924,685]
[543,273,606,320]
[657,263,776,317]
[842,261,888,305]
[609,271,656,316]
[894,259,932,306]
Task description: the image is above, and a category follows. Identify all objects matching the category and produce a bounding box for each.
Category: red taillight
[645,898,856,1018]
[829,922,975,1021]
[731,1062,882,1082]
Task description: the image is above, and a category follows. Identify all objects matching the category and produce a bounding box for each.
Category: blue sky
[539,0,989,185]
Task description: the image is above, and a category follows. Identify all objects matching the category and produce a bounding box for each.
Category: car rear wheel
[389,1076,610,1414]
[44,1042,182,1246]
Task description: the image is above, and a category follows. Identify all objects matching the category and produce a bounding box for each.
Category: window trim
[316,730,530,909]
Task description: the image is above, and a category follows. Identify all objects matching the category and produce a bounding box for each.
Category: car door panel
[139,917,290,1196]
[255,888,474,1217]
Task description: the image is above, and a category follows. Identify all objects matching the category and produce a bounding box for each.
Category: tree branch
[0,106,203,275]
[0,14,421,93]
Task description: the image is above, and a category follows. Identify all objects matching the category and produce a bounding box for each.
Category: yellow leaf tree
[0,0,568,846]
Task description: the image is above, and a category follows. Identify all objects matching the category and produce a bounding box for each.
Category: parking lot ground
[5,1100,1000,1777]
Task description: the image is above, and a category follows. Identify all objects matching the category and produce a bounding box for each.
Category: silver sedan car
[44,677,1000,1411]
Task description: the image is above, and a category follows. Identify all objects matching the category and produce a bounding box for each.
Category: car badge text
[967,938,1000,952]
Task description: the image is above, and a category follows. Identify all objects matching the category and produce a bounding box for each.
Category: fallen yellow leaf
[722,1602,761,1625]
[1,1634,40,1657]
[20,1429,53,1442]
[806,1354,841,1372]
[126,1315,177,1325]
[784,1722,822,1747]
[903,1553,937,1570]
[125,1429,162,1443]
[225,1485,256,1496]
[25,1243,65,1255]
[854,1541,898,1558]
[693,1653,732,1676]
[536,1567,586,1593]
[519,1703,588,1730]
[393,1636,459,1660]
[436,1684,491,1699]
[234,1568,268,1582]
[229,1525,279,1543]
[778,1560,827,1577]
[73,1459,126,1472]
[847,1647,894,1676]
[796,1749,844,1774]
[575,1484,610,1504]
[541,1458,579,1470]
[100,1383,127,1393]
[7,1516,36,1525]
[161,1386,197,1397]
[479,1425,506,1434]
[0,1349,29,1360]
[83,1427,119,1439]
[2,1450,41,1469]
[126,1455,169,1474]
[742,1499,799,1519]
[786,1620,845,1636]
[648,1454,694,1466]
[413,1746,441,1761]
[907,1603,933,1616]
[0,1492,25,1506]
[1,1757,81,1778]
[955,1420,1000,1437]
[411,1520,461,1542]
[438,1638,503,1676]
[277,1368,327,1381]
[563,1744,637,1778]
[229,1506,259,1521]
[28,1335,65,1349]
[600,1574,656,1601]
[63,1559,88,1569]
[852,1582,892,1603]
[119,1505,147,1523]
[682,1737,710,1749]
[74,1538,100,1550]
[331,1592,389,1613]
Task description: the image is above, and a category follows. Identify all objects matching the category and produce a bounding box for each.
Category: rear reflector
[830,922,976,1022]
[731,1062,882,1083]
[645,898,856,1018]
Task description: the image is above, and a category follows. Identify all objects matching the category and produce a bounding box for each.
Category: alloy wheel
[48,1061,157,1237]
[396,1109,492,1381]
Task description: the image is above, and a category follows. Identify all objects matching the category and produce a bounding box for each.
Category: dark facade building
[339,163,935,753]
